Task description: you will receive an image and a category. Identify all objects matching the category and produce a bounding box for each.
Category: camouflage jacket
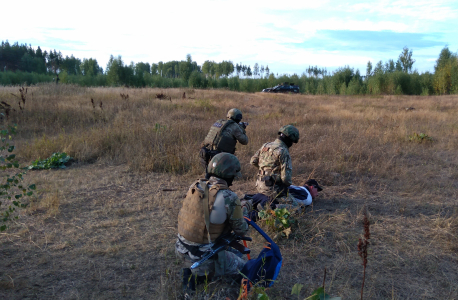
[203,120,248,153]
[177,176,249,249]
[250,139,292,196]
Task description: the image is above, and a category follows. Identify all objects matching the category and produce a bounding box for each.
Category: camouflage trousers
[254,177,285,198]
[175,248,246,277]
[273,194,303,214]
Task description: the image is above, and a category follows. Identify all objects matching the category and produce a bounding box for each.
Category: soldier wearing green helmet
[176,153,252,292]
[200,108,249,179]
[250,124,299,199]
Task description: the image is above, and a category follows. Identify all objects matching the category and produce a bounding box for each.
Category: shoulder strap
[200,179,212,244]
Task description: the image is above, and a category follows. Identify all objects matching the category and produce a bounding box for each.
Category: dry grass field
[0,84,457,299]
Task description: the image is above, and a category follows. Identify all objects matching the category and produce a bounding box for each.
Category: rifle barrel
[189,234,252,269]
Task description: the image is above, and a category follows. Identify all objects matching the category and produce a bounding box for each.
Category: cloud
[287,30,444,52]
[348,0,458,21]
[1,0,456,75]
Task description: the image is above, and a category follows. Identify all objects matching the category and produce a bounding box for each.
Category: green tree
[333,66,355,92]
[247,66,252,77]
[179,54,193,82]
[20,53,34,73]
[253,63,259,78]
[433,47,458,94]
[236,63,242,76]
[228,76,240,91]
[151,63,158,75]
[135,62,150,75]
[188,70,202,88]
[220,61,234,77]
[202,60,213,78]
[434,46,454,72]
[385,59,395,73]
[398,47,415,73]
[60,55,82,75]
[395,59,402,71]
[158,61,163,76]
[241,65,247,77]
[46,50,63,74]
[373,60,384,74]
[106,55,123,86]
[366,61,373,77]
[81,58,101,76]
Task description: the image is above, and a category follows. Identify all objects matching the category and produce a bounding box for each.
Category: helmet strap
[223,177,234,187]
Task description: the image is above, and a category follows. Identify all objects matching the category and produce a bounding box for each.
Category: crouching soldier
[250,125,299,203]
[200,108,249,179]
[176,153,252,293]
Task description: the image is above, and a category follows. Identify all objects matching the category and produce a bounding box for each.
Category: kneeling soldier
[176,153,251,293]
[250,125,299,199]
[200,108,249,178]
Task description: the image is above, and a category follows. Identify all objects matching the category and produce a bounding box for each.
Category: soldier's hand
[239,122,248,129]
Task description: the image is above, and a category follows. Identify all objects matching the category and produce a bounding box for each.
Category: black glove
[239,122,248,129]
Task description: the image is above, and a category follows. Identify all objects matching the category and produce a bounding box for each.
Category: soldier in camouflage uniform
[200,108,249,178]
[176,153,252,292]
[250,125,299,206]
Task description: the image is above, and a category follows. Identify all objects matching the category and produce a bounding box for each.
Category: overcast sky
[2,0,457,76]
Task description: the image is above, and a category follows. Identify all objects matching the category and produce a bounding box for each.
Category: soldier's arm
[250,147,261,167]
[280,151,293,187]
[233,124,249,145]
[225,192,249,236]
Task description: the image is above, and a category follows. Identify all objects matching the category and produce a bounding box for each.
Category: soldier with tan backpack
[175,153,252,295]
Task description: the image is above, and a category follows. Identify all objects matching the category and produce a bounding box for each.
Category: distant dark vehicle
[262,82,300,93]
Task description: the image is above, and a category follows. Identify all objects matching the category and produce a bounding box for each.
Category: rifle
[239,122,249,129]
[190,233,252,270]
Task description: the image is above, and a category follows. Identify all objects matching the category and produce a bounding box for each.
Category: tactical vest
[259,143,282,172]
[257,142,285,185]
[203,119,237,154]
[178,180,228,244]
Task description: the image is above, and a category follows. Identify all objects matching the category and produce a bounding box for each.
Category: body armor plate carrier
[178,180,228,244]
[203,119,237,154]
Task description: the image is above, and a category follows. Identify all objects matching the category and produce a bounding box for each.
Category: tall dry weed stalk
[9,87,27,113]
[2,87,28,120]
[357,208,370,300]
[0,101,13,120]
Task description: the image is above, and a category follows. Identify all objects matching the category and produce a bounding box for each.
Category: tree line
[0,40,457,95]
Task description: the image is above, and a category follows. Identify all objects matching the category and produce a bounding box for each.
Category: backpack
[239,217,282,296]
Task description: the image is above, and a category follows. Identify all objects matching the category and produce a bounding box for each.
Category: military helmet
[227,108,243,122]
[207,153,242,179]
[278,125,299,143]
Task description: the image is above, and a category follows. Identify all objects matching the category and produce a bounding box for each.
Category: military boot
[182,268,195,294]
